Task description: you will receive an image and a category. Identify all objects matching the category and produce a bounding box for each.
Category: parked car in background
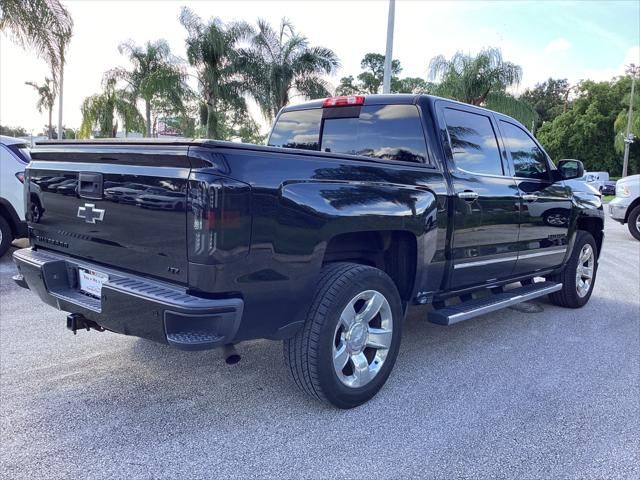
[599,180,616,196]
[583,171,610,192]
[104,182,149,204]
[0,135,29,256]
[609,174,640,240]
[136,187,186,210]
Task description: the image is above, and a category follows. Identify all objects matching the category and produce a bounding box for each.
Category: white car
[0,135,29,256]
[609,174,640,241]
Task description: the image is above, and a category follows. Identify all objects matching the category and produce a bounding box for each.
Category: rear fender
[277,181,438,265]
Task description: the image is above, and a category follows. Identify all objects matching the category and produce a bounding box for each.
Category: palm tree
[179,7,254,139]
[0,0,72,75]
[428,47,537,128]
[79,78,145,138]
[25,77,56,138]
[55,28,72,139]
[240,18,339,121]
[1,0,73,139]
[106,39,189,137]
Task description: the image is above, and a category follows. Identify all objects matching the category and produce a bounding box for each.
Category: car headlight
[616,184,630,197]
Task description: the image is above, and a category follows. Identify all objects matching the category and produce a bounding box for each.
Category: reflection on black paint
[443,108,504,176]
[499,121,550,180]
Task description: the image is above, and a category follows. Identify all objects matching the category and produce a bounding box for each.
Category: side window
[321,105,428,163]
[442,108,504,176]
[499,121,550,180]
[268,109,322,151]
[6,144,31,164]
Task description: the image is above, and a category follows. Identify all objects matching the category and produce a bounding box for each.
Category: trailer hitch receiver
[66,313,105,335]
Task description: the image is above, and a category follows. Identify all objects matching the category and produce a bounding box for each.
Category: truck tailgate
[27,145,191,283]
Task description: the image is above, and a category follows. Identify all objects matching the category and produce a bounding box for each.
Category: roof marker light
[322,96,365,108]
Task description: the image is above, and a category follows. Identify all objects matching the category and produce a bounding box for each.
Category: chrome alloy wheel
[333,290,393,388]
[636,214,640,233]
[575,244,595,298]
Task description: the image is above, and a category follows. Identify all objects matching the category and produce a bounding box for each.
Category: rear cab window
[269,103,429,164]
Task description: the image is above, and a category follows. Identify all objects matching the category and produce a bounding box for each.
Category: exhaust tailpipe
[223,344,241,365]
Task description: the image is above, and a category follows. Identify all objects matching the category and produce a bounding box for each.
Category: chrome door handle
[457,191,479,201]
[522,194,538,202]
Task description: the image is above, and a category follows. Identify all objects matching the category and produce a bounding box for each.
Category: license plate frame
[78,268,109,298]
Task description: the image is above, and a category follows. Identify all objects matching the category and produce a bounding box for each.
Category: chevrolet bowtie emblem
[77,203,105,224]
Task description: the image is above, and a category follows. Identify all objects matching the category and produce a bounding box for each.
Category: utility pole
[382,0,395,94]
[622,64,638,178]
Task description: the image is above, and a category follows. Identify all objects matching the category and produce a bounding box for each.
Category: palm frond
[0,0,73,77]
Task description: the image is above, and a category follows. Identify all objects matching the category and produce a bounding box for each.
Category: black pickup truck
[13,94,604,408]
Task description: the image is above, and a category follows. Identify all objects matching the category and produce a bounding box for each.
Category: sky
[1,0,638,135]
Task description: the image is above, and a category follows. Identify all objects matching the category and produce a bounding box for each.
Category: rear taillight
[322,95,365,108]
[15,171,25,183]
[188,176,251,265]
[191,182,220,256]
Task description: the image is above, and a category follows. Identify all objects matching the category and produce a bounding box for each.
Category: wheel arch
[322,230,418,303]
[0,198,21,237]
[576,215,604,258]
[623,197,640,223]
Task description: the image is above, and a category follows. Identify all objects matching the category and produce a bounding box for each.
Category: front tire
[0,215,13,257]
[547,231,598,308]
[284,263,403,409]
[627,205,640,241]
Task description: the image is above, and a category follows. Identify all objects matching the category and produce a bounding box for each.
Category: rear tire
[0,215,13,257]
[284,263,403,409]
[547,231,597,308]
[627,205,640,241]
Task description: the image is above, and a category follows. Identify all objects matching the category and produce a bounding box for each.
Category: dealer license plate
[78,268,109,298]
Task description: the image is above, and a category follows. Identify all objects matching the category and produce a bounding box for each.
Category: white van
[583,171,610,191]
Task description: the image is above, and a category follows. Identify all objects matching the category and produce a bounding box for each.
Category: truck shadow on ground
[106,293,631,413]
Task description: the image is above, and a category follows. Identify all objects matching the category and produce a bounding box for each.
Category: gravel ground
[1,217,638,479]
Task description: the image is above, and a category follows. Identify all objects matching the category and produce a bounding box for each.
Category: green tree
[357,53,401,94]
[520,78,570,130]
[79,78,145,138]
[25,77,56,139]
[106,39,189,137]
[614,72,640,170]
[428,47,537,127]
[336,53,425,95]
[180,7,254,139]
[241,18,339,121]
[395,77,430,94]
[0,125,28,137]
[537,78,638,175]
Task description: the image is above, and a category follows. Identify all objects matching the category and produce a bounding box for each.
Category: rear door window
[443,108,504,176]
[268,109,322,151]
[321,105,429,163]
[499,120,550,180]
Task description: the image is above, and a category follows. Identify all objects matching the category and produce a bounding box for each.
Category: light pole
[382,0,396,94]
[622,64,638,178]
